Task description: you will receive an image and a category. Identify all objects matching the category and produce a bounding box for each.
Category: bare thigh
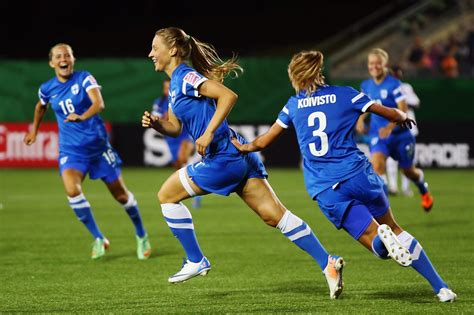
[235,178,287,227]
[157,168,208,204]
[371,152,387,175]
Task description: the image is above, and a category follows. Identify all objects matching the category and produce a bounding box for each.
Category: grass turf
[0,168,473,313]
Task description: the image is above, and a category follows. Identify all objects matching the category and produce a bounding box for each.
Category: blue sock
[398,231,447,293]
[68,194,103,239]
[371,235,390,259]
[122,192,146,238]
[162,203,204,263]
[413,171,429,194]
[277,210,329,270]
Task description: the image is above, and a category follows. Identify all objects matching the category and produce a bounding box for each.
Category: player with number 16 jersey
[24,43,151,260]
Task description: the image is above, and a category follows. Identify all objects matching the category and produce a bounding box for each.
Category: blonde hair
[49,43,74,61]
[156,27,242,82]
[368,48,389,64]
[288,50,325,95]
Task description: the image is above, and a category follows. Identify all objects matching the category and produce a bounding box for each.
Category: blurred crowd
[399,0,474,78]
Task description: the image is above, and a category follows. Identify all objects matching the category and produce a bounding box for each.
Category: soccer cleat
[168,256,211,283]
[323,255,345,299]
[377,224,412,267]
[91,237,109,260]
[421,192,434,212]
[136,234,151,260]
[437,288,457,302]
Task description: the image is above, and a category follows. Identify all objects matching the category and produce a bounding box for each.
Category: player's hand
[231,137,249,154]
[398,118,416,129]
[64,113,84,123]
[195,131,214,156]
[142,111,159,128]
[23,132,37,145]
[378,126,393,139]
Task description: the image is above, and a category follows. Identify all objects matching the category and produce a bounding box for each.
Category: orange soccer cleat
[421,192,434,212]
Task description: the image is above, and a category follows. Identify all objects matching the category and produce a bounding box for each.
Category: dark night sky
[1,0,418,59]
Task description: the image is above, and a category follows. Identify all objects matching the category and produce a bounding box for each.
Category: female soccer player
[151,78,202,208]
[24,44,151,260]
[232,50,456,302]
[385,65,421,197]
[142,27,343,299]
[356,48,433,211]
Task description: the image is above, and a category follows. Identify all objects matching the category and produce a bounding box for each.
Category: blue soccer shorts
[369,132,416,169]
[316,164,390,239]
[58,147,122,184]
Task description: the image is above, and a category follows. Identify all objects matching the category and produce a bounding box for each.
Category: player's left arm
[231,123,286,153]
[64,87,104,122]
[195,80,238,155]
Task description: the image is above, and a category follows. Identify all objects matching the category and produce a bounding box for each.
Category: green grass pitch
[0,168,473,313]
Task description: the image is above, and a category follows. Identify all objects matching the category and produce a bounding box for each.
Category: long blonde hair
[156,27,242,82]
[288,50,325,95]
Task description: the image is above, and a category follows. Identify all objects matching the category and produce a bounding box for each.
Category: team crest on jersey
[170,90,176,106]
[71,84,79,95]
[380,89,388,99]
[183,72,201,85]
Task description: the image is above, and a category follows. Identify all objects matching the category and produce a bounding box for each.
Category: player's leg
[400,173,413,196]
[371,152,389,195]
[104,175,151,260]
[376,210,456,301]
[62,167,108,259]
[158,168,210,283]
[178,139,203,209]
[395,136,433,211]
[386,157,399,195]
[236,178,344,299]
[316,177,410,267]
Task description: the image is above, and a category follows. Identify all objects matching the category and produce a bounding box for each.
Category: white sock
[386,158,398,192]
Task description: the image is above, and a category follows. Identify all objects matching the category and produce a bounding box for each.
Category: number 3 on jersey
[59,99,75,115]
[308,112,329,156]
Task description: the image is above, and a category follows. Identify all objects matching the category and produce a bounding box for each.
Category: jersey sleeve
[81,72,101,92]
[348,87,374,112]
[276,98,294,129]
[181,70,208,97]
[38,87,49,105]
[392,80,406,103]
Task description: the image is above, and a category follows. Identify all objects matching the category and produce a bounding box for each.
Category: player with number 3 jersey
[232,50,456,302]
[23,44,151,260]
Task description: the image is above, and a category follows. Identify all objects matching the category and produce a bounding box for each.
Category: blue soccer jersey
[360,75,407,136]
[38,71,109,158]
[169,63,231,155]
[277,85,374,197]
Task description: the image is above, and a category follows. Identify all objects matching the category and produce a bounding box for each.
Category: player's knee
[65,187,82,198]
[259,208,285,227]
[115,193,129,204]
[157,189,174,204]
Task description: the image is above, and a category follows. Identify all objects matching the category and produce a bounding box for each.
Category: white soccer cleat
[377,224,412,267]
[323,255,345,299]
[437,288,457,302]
[168,256,211,284]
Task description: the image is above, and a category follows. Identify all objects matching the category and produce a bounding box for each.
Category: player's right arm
[24,101,48,145]
[141,108,182,137]
[232,122,286,153]
[367,103,415,129]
